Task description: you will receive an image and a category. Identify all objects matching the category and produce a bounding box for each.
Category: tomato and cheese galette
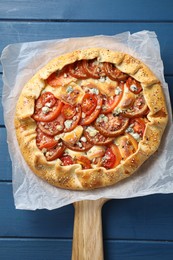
[14,48,168,190]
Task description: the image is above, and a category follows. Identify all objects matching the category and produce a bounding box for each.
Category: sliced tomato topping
[63,138,92,152]
[45,142,65,161]
[84,128,114,146]
[36,128,58,150]
[104,62,128,81]
[80,95,103,126]
[60,155,74,166]
[126,77,142,94]
[124,94,148,118]
[95,114,129,137]
[46,67,75,87]
[76,156,91,169]
[32,92,63,122]
[102,144,122,169]
[81,93,97,116]
[35,92,57,111]
[61,104,77,119]
[33,99,63,122]
[130,118,146,137]
[37,114,65,136]
[101,83,124,114]
[64,105,82,132]
[68,61,88,79]
[82,59,105,79]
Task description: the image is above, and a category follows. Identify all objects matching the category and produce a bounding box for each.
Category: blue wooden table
[0,1,173,259]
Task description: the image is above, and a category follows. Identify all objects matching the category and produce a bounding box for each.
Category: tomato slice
[33,99,63,122]
[82,59,106,79]
[80,95,103,126]
[104,62,128,81]
[64,105,82,132]
[68,61,88,79]
[102,144,122,169]
[60,155,74,166]
[36,128,58,150]
[37,114,65,136]
[84,128,114,146]
[46,67,75,87]
[63,137,92,152]
[81,93,97,116]
[101,83,124,114]
[95,114,129,137]
[124,94,148,118]
[35,92,57,111]
[126,77,142,94]
[61,104,77,119]
[76,156,91,169]
[130,118,146,137]
[45,142,65,161]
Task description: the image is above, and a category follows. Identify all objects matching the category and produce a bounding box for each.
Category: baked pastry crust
[14,48,168,190]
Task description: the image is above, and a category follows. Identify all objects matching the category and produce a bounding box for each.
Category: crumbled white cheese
[96,114,108,123]
[89,88,99,95]
[64,120,73,129]
[130,132,141,142]
[115,86,122,95]
[66,86,73,93]
[86,126,98,137]
[113,107,123,116]
[80,136,87,142]
[45,102,52,107]
[42,106,50,114]
[99,76,106,83]
[56,125,63,131]
[130,84,138,92]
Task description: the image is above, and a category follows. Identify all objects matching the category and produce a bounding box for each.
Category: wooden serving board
[72,199,108,260]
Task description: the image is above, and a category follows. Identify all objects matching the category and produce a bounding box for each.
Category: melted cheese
[86,145,105,160]
[44,82,85,105]
[61,126,83,145]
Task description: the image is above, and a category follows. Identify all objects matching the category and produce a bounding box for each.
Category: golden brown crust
[14,48,168,190]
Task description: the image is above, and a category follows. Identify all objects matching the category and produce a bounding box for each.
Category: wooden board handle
[72,199,107,260]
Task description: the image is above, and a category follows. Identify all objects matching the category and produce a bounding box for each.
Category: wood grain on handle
[72,199,108,260]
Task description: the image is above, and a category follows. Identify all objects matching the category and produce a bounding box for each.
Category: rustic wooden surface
[0,1,173,259]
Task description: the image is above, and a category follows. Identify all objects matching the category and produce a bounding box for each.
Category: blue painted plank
[0,22,173,75]
[1,183,173,241]
[0,128,12,181]
[0,0,173,21]
[0,238,173,260]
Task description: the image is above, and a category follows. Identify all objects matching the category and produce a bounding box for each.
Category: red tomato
[46,67,75,87]
[101,83,124,114]
[60,155,74,166]
[76,156,91,169]
[104,63,128,81]
[35,92,57,110]
[81,93,97,116]
[45,142,65,161]
[37,114,65,136]
[124,94,148,118]
[33,99,63,122]
[82,59,106,79]
[63,105,82,132]
[61,104,77,119]
[130,118,146,137]
[80,95,103,126]
[102,144,122,169]
[126,77,142,94]
[95,114,129,137]
[68,61,88,79]
[63,139,92,152]
[36,128,58,150]
[84,128,114,146]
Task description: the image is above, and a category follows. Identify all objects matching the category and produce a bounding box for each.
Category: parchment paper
[1,31,173,210]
